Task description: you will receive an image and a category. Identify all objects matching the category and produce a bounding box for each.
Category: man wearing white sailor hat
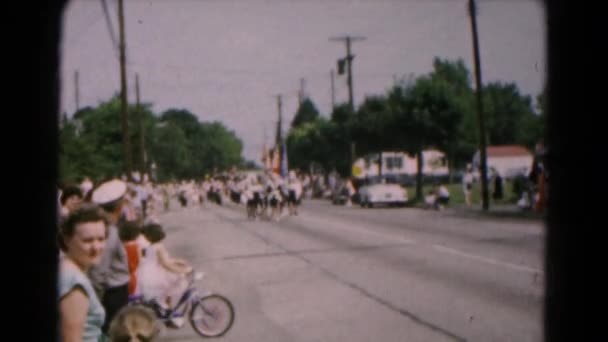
[88,178,131,336]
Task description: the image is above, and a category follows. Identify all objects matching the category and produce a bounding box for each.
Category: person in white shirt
[462,165,474,207]
[345,178,356,207]
[436,184,450,210]
[287,171,303,216]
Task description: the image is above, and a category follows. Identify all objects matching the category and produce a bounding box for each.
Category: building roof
[486,145,532,157]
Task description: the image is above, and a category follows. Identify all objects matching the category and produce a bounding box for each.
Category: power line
[100,0,120,59]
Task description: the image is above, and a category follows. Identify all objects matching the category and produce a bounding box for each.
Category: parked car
[358,183,408,208]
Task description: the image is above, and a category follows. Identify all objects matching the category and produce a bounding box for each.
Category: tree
[429,58,476,173]
[149,122,190,181]
[67,97,128,180]
[157,109,243,179]
[329,103,356,176]
[58,96,245,184]
[353,95,395,156]
[388,79,435,201]
[286,119,330,173]
[330,103,351,125]
[431,57,472,92]
[196,121,243,174]
[482,82,541,148]
[160,109,201,138]
[291,98,321,128]
[386,70,466,201]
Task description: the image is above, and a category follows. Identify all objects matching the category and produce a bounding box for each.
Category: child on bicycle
[137,223,192,311]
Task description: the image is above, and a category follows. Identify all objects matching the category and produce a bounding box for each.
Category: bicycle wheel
[189,294,235,338]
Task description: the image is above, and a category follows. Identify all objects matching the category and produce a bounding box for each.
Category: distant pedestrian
[463,164,474,207]
[492,169,504,201]
[436,184,450,210]
[345,178,355,207]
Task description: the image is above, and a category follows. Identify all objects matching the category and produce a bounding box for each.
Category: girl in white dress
[137,223,192,310]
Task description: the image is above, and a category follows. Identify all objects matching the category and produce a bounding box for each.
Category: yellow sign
[352,165,362,177]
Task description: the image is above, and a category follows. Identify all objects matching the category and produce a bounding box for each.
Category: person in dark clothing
[492,169,504,200]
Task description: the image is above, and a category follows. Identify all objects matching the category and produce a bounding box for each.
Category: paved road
[156,199,544,341]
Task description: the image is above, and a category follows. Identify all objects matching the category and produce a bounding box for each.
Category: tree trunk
[448,154,454,184]
[416,149,424,202]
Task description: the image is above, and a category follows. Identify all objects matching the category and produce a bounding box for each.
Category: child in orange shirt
[118,221,147,296]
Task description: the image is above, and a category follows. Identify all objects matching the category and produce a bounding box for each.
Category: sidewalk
[442,203,545,222]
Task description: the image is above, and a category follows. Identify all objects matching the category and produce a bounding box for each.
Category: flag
[265,148,273,170]
[271,147,280,174]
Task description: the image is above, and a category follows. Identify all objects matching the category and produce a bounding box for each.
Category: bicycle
[128,271,235,338]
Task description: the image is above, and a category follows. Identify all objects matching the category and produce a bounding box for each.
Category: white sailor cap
[91,179,127,205]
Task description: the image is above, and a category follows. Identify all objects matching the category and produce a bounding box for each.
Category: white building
[352,149,449,180]
[472,145,533,179]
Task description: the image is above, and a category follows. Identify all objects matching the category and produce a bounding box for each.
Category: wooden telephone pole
[468,0,490,210]
[74,70,80,112]
[118,0,132,180]
[330,35,366,113]
[135,73,146,179]
[330,35,366,172]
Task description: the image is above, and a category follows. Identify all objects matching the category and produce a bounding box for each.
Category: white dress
[137,244,184,305]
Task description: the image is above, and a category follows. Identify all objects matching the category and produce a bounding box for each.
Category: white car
[358,183,408,208]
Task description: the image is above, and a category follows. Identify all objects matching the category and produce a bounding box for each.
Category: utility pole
[330,35,365,175]
[136,73,146,180]
[74,70,80,112]
[330,69,336,109]
[330,35,366,113]
[298,78,306,105]
[275,95,283,175]
[262,125,268,169]
[276,95,283,146]
[468,0,489,211]
[118,0,132,181]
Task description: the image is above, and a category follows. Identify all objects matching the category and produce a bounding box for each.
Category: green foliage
[482,82,541,148]
[58,96,244,184]
[353,95,397,155]
[330,103,351,125]
[291,98,321,128]
[284,58,544,195]
[287,118,330,172]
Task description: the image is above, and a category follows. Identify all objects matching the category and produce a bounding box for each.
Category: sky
[60,0,546,163]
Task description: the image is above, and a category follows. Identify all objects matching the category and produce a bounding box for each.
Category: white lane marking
[297,211,415,245]
[432,244,543,275]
